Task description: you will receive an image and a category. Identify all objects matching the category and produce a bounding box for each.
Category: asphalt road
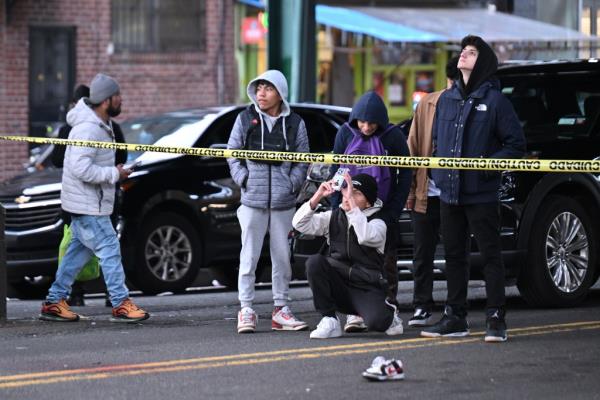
[1,281,599,400]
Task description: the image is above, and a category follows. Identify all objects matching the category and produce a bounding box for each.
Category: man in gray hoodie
[40,73,149,324]
[227,70,309,333]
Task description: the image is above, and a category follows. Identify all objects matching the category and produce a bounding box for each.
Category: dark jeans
[383,220,400,307]
[440,201,505,317]
[306,254,394,332]
[411,196,441,311]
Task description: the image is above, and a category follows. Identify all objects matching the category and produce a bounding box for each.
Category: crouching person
[292,172,403,339]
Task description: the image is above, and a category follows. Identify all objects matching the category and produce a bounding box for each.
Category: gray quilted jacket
[60,99,120,216]
[227,70,309,209]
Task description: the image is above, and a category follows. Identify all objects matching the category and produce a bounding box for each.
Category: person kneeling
[292,172,403,339]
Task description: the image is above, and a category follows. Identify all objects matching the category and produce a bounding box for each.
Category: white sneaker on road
[237,307,258,334]
[272,306,309,331]
[344,314,368,333]
[310,316,343,339]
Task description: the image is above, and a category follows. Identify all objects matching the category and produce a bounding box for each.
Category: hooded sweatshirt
[227,70,309,209]
[459,35,498,98]
[332,91,411,224]
[432,36,525,205]
[61,98,120,215]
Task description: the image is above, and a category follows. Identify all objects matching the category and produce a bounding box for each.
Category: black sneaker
[485,309,507,343]
[421,308,469,338]
[408,308,433,327]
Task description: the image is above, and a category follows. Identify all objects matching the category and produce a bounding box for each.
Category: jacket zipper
[268,165,272,208]
[98,188,104,213]
[451,100,466,204]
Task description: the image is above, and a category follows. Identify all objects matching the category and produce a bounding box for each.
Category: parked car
[0,104,350,297]
[294,59,600,307]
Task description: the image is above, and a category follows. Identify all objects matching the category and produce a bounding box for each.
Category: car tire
[518,195,598,307]
[131,212,201,294]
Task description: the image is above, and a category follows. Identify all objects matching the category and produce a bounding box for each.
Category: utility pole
[0,205,6,323]
[267,0,316,102]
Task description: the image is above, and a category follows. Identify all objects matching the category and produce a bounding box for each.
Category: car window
[501,73,600,141]
[195,109,241,148]
[295,109,344,153]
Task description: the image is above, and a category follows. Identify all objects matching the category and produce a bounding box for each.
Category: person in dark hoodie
[421,36,525,342]
[331,91,411,333]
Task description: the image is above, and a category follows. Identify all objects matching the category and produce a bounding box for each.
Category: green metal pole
[267,0,315,102]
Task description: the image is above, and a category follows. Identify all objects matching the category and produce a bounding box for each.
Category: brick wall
[0,0,237,182]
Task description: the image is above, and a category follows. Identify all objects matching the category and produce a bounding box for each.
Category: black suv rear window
[501,72,600,143]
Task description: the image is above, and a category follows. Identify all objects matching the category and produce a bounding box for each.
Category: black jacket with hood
[332,91,411,224]
[432,36,526,205]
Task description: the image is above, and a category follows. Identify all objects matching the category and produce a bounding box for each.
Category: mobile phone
[331,167,349,191]
[124,161,142,170]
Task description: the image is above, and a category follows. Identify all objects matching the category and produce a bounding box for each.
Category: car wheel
[132,212,201,294]
[518,195,598,307]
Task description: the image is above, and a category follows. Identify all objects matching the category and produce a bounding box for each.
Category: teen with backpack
[331,91,412,333]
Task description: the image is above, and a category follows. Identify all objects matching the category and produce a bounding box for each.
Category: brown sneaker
[39,299,80,322]
[110,298,150,323]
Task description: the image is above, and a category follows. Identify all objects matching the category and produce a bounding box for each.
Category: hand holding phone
[331,167,349,191]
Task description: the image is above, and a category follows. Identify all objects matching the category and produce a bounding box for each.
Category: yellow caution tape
[1,135,599,173]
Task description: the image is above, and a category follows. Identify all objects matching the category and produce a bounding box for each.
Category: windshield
[121,116,201,161]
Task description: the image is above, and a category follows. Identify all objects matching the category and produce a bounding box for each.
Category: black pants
[306,254,394,332]
[383,220,400,307]
[411,196,441,311]
[440,201,505,316]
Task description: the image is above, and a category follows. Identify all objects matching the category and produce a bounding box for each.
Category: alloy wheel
[545,212,589,293]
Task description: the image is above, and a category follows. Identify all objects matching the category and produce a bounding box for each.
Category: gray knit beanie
[89,73,120,104]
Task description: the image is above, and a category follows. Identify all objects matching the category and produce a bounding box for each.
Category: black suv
[0,104,350,296]
[295,60,600,307]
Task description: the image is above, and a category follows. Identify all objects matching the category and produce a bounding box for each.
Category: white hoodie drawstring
[282,116,288,150]
[258,113,265,149]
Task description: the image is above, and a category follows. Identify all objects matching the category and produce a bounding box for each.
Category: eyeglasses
[460,48,478,57]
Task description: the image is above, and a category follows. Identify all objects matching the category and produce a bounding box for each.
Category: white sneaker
[385,300,404,336]
[344,314,368,333]
[310,316,343,339]
[237,307,258,333]
[272,306,309,331]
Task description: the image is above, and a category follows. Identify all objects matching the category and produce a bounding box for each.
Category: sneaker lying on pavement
[110,298,150,323]
[362,356,405,381]
[238,306,258,333]
[344,314,368,333]
[408,308,433,327]
[39,299,80,322]
[272,306,309,331]
[310,316,342,339]
[485,309,508,343]
[421,307,469,338]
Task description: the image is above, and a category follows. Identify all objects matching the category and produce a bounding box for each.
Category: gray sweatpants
[237,204,295,308]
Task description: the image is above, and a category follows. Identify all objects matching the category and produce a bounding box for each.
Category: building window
[581,7,591,35]
[111,0,206,53]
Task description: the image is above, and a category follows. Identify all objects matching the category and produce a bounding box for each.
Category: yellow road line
[1,320,599,389]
